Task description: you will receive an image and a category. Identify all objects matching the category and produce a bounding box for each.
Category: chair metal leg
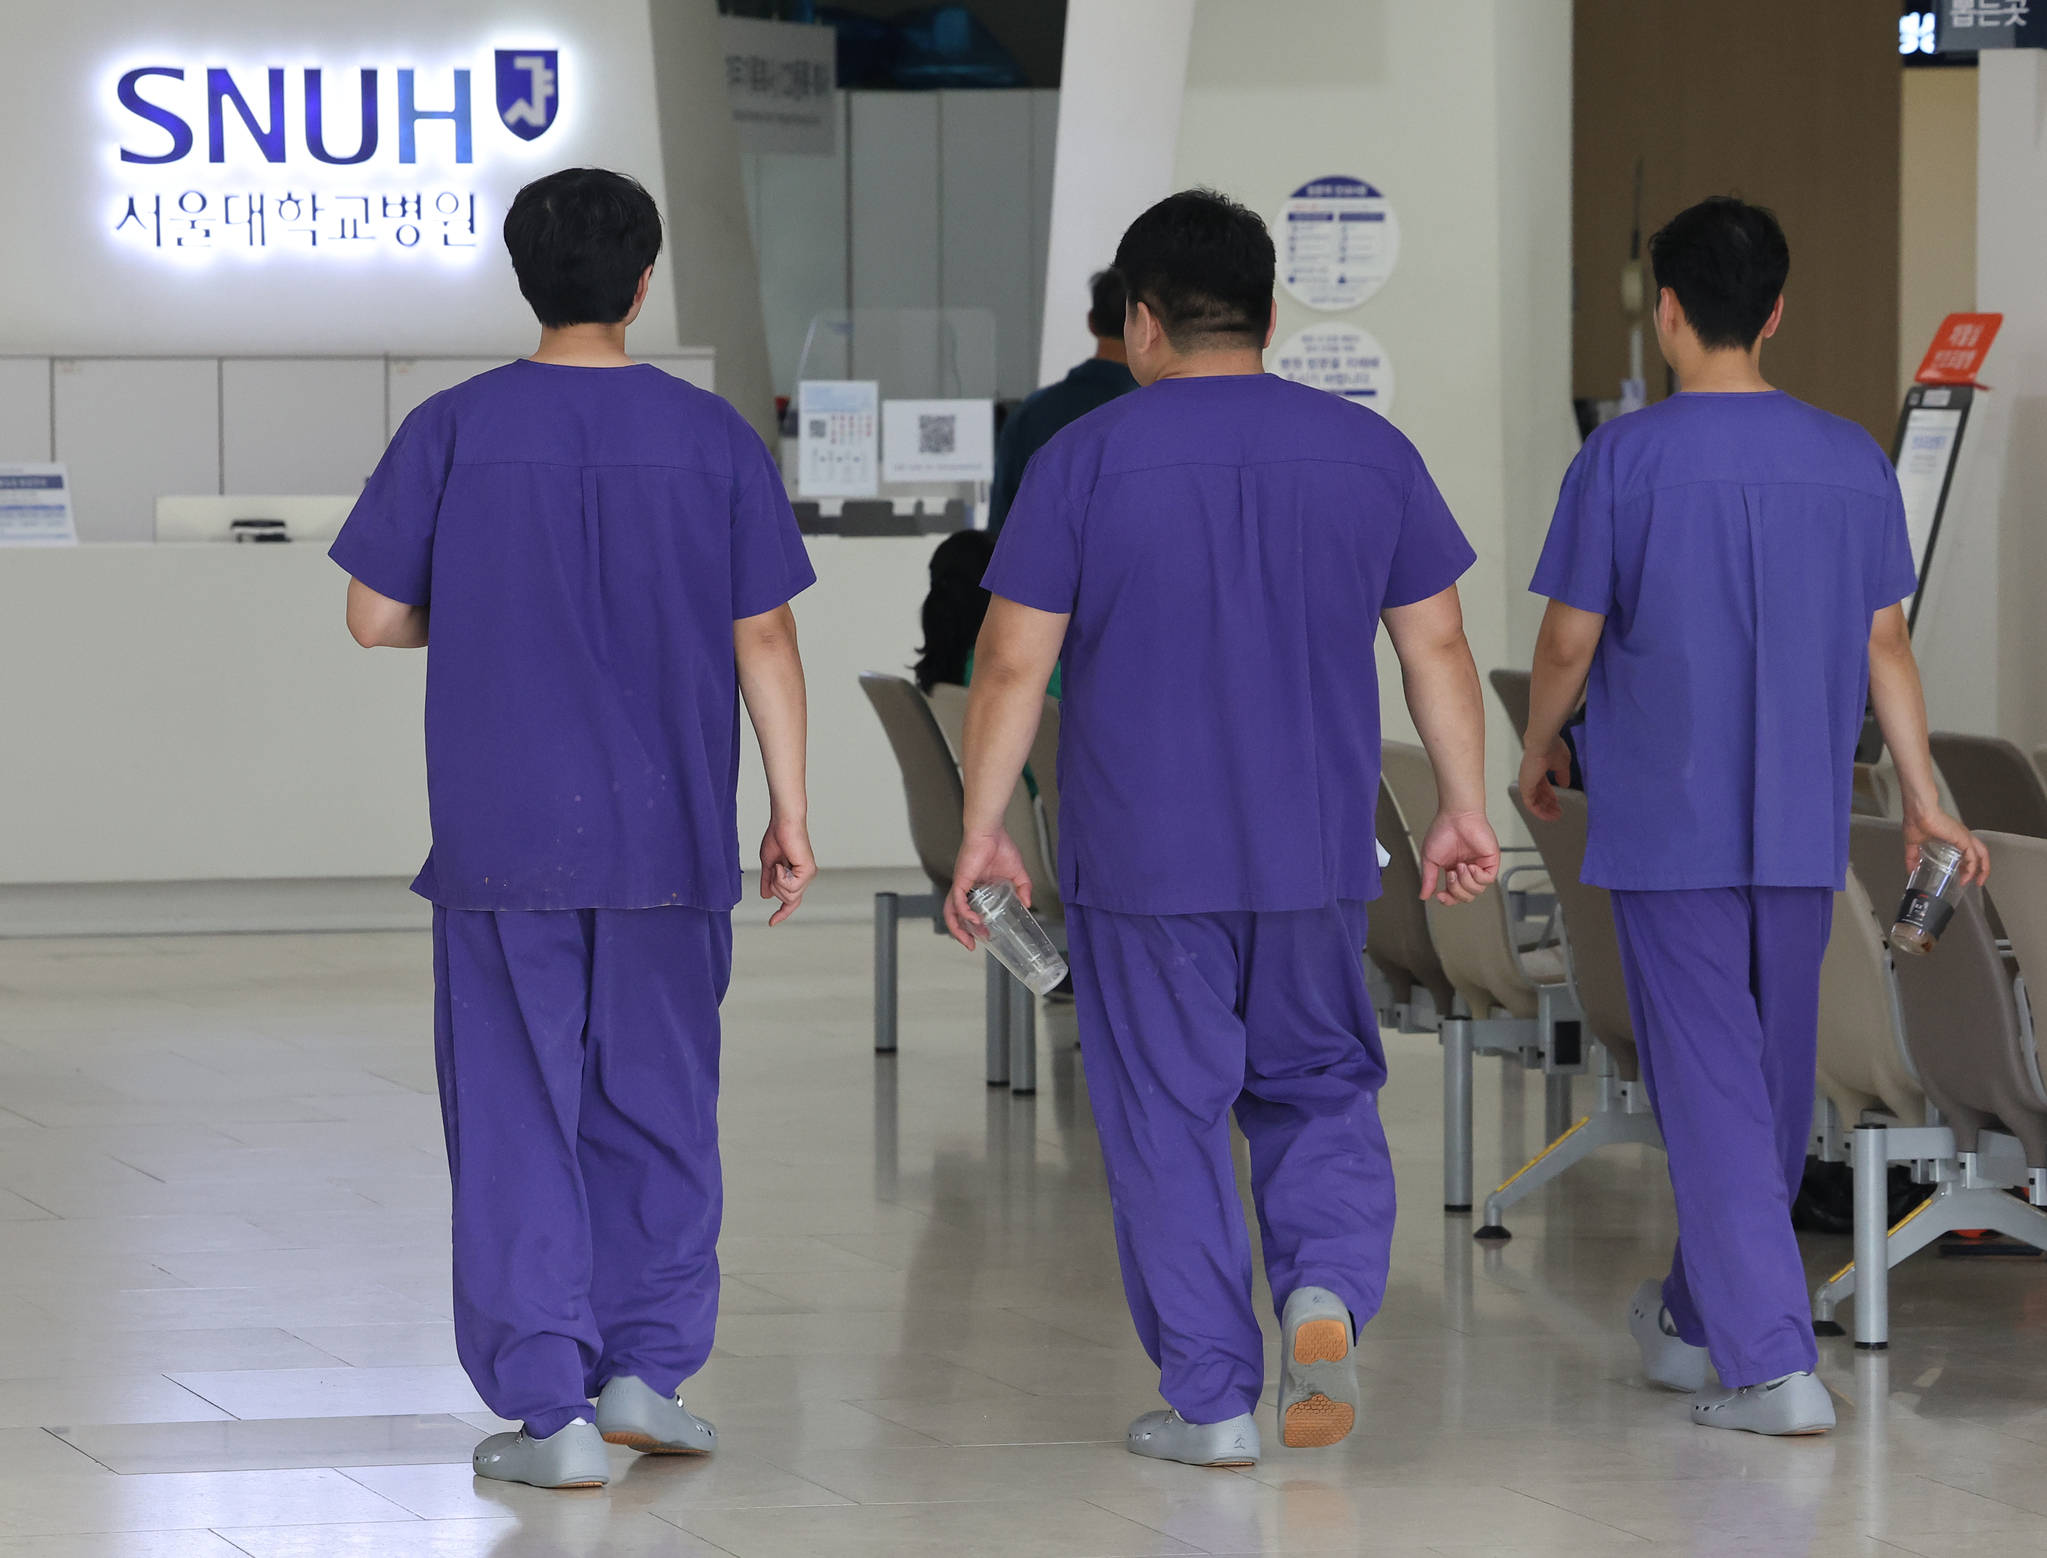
[1475,1089,1663,1239]
[985,954,1011,1087]
[873,892,899,1054]
[1009,973,1037,1096]
[1442,1017,1474,1212]
[1543,1072,1573,1144]
[1812,1126,2047,1345]
[1852,1121,1890,1349]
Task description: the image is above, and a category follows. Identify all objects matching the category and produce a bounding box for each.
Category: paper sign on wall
[723,15,838,154]
[1280,177,1399,311]
[882,399,993,484]
[1272,325,1395,413]
[0,464,78,546]
[798,380,879,497]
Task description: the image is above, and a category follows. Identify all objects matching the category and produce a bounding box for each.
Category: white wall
[1174,0,1578,824]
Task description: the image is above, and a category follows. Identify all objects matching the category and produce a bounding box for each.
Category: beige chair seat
[1519,945,1567,987]
[1380,741,1559,1019]
[1816,866,1922,1127]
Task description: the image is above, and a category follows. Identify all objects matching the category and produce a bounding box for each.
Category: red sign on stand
[1915,313,2003,385]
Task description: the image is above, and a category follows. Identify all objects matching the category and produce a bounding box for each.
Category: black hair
[1647,196,1789,352]
[503,168,663,329]
[913,529,998,692]
[1087,269,1127,338]
[1111,188,1274,349]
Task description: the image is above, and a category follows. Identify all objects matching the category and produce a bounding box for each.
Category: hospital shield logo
[495,50,559,140]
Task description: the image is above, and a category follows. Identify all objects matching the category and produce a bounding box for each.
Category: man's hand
[1518,735,1575,822]
[944,827,1031,949]
[1903,803,1989,887]
[758,812,816,926]
[1418,808,1501,905]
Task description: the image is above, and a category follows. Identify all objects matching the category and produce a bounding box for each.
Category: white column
[647,0,779,441]
[1035,0,1195,388]
[1945,49,2047,743]
[1173,0,1576,824]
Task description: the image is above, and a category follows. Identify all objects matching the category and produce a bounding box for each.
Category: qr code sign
[918,414,957,455]
[808,418,828,438]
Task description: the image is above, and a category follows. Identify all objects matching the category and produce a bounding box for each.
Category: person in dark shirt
[989,269,1139,530]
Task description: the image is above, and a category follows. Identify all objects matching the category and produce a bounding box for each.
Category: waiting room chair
[1814,864,1924,1131]
[1482,786,1662,1240]
[1487,668,1532,744]
[1812,817,2047,1345]
[1365,780,1457,1032]
[1930,732,2047,838]
[924,684,1060,918]
[1379,742,1580,1213]
[859,673,1039,1093]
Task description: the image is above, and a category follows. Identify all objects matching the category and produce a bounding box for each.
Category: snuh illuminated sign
[106,47,563,261]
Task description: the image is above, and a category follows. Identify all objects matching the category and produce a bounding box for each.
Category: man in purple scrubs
[1520,197,1984,1437]
[948,190,1500,1466]
[333,169,817,1489]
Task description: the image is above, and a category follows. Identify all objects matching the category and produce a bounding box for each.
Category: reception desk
[0,535,942,890]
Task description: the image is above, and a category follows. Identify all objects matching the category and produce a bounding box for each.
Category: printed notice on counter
[0,464,77,546]
[798,380,879,497]
[1280,177,1399,311]
[1272,324,1395,413]
[882,399,994,484]
[1895,401,1963,584]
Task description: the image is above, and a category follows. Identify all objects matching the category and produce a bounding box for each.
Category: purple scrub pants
[432,905,730,1437]
[1066,899,1395,1425]
[1610,886,1831,1386]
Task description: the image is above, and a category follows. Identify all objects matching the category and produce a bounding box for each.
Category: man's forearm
[960,665,1043,836]
[1524,600,1602,752]
[346,578,429,648]
[1400,639,1488,814]
[736,610,808,818]
[1869,626,1940,819]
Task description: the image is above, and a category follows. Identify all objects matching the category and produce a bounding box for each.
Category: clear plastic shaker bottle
[966,880,1069,995]
[1889,838,1965,957]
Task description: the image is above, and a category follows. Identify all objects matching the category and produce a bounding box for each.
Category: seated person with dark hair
[989,269,1138,530]
[913,530,997,691]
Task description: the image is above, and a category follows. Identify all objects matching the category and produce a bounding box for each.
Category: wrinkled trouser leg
[1068,900,1394,1424]
[434,905,730,1436]
[1611,886,1830,1386]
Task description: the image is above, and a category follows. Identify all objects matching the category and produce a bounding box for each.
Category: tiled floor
[0,919,2044,1556]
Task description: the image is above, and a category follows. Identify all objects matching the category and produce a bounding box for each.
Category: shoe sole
[600,1429,711,1455]
[1282,1316,1356,1448]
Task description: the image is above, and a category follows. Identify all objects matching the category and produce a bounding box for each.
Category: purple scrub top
[983,373,1474,916]
[330,360,814,912]
[1530,391,1916,892]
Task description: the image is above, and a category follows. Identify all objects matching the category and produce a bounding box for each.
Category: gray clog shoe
[1628,1277,1711,1393]
[1126,1408,1260,1466]
[1691,1371,1835,1436]
[595,1374,717,1455]
[472,1419,610,1488]
[1278,1285,1358,1448]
